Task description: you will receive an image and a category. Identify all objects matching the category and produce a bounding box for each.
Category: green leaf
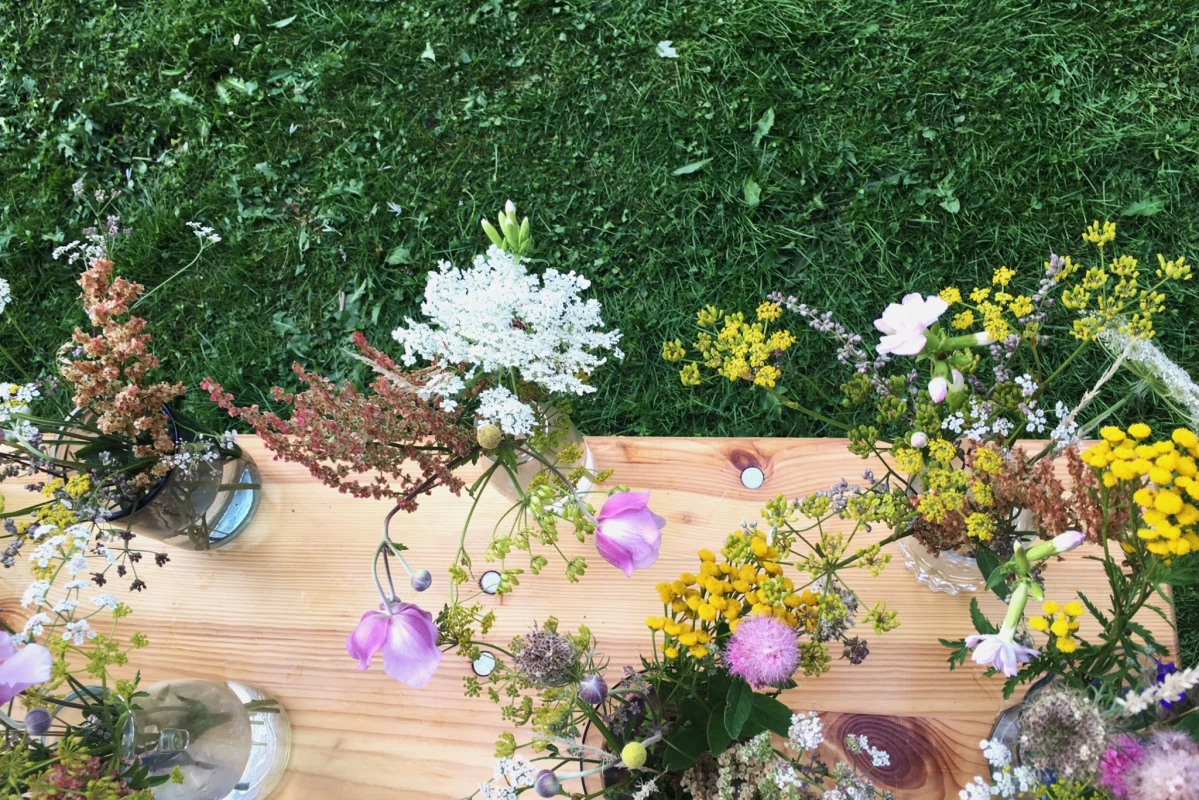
[385,244,412,265]
[939,196,961,214]
[976,546,1010,601]
[662,725,707,772]
[970,597,998,636]
[748,693,793,737]
[672,158,712,176]
[941,638,968,671]
[752,107,775,147]
[1126,620,1167,655]
[707,707,732,754]
[270,15,297,27]
[1076,591,1110,628]
[1121,197,1166,217]
[1175,710,1199,742]
[1163,554,1199,586]
[743,177,761,208]
[724,679,753,738]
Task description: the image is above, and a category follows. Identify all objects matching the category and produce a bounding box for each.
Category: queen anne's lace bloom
[392,246,623,397]
[475,386,537,437]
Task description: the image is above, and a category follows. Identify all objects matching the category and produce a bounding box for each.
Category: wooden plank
[0,437,1177,799]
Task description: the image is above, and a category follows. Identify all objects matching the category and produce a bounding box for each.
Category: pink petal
[920,295,949,326]
[877,331,928,356]
[380,606,443,688]
[0,643,53,705]
[596,508,662,577]
[928,377,948,403]
[873,317,897,335]
[346,611,390,671]
[597,491,650,522]
[0,636,16,662]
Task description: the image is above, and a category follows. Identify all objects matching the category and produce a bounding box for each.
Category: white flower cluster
[0,381,39,441]
[1116,664,1199,715]
[186,220,222,244]
[415,370,467,413]
[1014,374,1038,397]
[1100,326,1199,425]
[0,276,10,316]
[476,755,536,800]
[392,245,623,398]
[475,386,537,437]
[1049,401,1079,448]
[942,397,1015,441]
[787,711,824,751]
[959,740,1037,800]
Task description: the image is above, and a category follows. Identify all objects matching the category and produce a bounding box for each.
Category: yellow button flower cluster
[1080,425,1199,559]
[648,540,819,659]
[1028,599,1085,654]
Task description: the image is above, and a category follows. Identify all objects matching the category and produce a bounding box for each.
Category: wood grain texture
[0,437,1178,799]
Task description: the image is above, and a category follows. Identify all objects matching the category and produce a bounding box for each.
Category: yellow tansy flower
[1128,423,1152,440]
[1043,601,1060,615]
[1029,616,1050,632]
[1056,637,1078,654]
[1063,601,1085,618]
[1050,619,1070,637]
[1100,426,1126,444]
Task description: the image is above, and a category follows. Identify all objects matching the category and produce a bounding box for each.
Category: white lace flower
[21,581,50,609]
[392,246,622,397]
[980,738,1011,768]
[867,745,890,768]
[493,755,536,787]
[958,776,993,800]
[632,778,660,800]
[476,386,537,437]
[656,40,678,58]
[23,613,51,637]
[92,594,119,610]
[0,277,10,316]
[52,599,78,614]
[1014,374,1038,397]
[1099,327,1199,424]
[62,619,96,645]
[65,553,90,576]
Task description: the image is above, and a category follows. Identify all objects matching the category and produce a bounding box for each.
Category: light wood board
[0,437,1177,799]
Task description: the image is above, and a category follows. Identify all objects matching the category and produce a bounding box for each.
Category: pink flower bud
[928,377,949,403]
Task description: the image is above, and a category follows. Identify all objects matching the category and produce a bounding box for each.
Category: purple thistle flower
[1098,735,1144,800]
[723,615,799,689]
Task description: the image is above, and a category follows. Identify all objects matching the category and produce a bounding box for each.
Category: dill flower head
[722,615,799,689]
[1018,685,1107,782]
[511,626,580,687]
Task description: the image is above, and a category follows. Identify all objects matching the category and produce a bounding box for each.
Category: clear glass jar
[126,447,262,551]
[55,408,261,550]
[898,539,982,595]
[485,407,596,505]
[123,679,290,800]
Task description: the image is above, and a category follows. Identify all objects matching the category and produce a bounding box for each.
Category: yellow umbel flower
[951,310,975,330]
[1157,254,1192,281]
[661,339,686,362]
[756,302,782,322]
[992,266,1016,286]
[965,513,994,542]
[969,287,991,303]
[679,363,701,386]
[939,287,962,306]
[1082,220,1117,247]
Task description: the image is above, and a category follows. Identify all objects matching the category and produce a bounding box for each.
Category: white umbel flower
[392,246,622,397]
[475,387,537,438]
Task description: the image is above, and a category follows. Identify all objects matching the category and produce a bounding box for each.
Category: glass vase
[126,447,262,551]
[485,407,596,506]
[898,539,982,595]
[122,679,290,800]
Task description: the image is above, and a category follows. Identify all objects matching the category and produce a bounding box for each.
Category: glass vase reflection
[484,406,596,505]
[123,679,290,800]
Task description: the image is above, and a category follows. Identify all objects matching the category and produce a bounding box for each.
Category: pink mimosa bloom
[347,601,442,688]
[594,491,665,577]
[964,631,1039,677]
[874,293,948,356]
[0,637,53,705]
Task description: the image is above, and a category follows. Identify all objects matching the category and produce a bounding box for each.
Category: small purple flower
[964,632,1039,678]
[594,491,665,577]
[346,601,442,688]
[723,615,800,689]
[0,637,53,705]
[533,770,560,798]
[24,707,52,736]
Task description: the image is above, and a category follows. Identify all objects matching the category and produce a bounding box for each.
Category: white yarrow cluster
[0,276,10,316]
[392,246,623,397]
[942,397,1015,441]
[0,381,39,441]
[786,711,824,751]
[1116,664,1199,715]
[476,755,536,800]
[959,740,1038,800]
[1049,401,1080,449]
[186,220,222,244]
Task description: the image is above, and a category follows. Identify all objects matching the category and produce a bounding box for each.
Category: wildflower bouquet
[203,203,662,688]
[462,489,899,799]
[663,222,1193,578]
[948,425,1199,798]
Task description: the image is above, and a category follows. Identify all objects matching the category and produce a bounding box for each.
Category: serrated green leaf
[1077,590,1110,628]
[970,597,998,635]
[724,679,753,738]
[1121,197,1165,217]
[672,158,712,176]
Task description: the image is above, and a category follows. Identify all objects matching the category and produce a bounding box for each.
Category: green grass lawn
[3,0,1199,660]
